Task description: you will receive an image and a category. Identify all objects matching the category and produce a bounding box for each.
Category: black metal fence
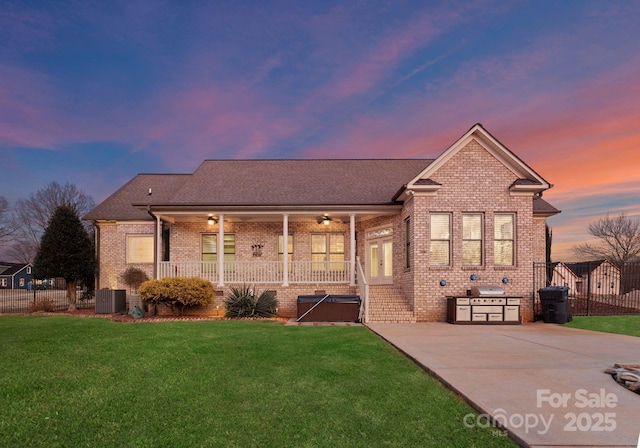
[0,283,95,313]
[533,260,640,317]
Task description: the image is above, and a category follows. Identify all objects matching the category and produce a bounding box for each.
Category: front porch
[155,259,414,323]
[142,210,413,322]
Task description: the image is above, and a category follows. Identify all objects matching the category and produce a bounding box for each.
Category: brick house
[84,124,559,322]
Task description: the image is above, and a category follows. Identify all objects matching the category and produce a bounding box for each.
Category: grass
[565,315,640,337]
[0,316,517,447]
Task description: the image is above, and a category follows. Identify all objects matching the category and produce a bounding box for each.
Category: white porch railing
[356,256,369,323]
[158,260,351,285]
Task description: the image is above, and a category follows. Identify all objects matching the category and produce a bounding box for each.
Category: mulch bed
[29,308,288,323]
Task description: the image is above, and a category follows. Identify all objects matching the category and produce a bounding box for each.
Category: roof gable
[405,123,551,195]
[0,262,31,276]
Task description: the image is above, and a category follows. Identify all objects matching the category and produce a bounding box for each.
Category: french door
[367,238,393,284]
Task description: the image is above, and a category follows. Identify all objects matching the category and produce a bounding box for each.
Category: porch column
[155,215,162,279]
[350,213,356,286]
[282,214,289,286]
[217,214,224,288]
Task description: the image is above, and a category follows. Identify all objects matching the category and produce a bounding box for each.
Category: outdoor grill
[447,285,521,324]
[470,285,506,297]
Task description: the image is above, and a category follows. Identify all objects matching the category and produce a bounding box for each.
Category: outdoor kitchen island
[446,286,522,324]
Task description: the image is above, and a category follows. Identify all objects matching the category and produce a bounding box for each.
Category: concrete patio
[367,321,640,448]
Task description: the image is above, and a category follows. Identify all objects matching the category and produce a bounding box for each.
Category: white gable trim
[406,124,551,193]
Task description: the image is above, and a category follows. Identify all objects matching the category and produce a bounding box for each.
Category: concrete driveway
[367,322,640,448]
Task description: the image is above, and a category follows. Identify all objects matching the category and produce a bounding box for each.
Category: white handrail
[356,256,369,323]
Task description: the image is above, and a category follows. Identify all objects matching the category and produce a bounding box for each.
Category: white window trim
[430,213,452,267]
[462,213,484,267]
[494,213,516,266]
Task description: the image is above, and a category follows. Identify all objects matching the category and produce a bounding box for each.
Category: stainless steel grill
[470,286,505,297]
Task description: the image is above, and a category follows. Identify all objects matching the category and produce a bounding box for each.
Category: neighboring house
[550,262,580,292]
[564,260,621,296]
[0,262,33,289]
[84,124,560,322]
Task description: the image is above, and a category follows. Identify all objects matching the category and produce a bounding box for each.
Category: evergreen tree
[33,205,95,311]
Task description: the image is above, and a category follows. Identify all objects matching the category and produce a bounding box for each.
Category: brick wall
[405,139,538,322]
[96,222,155,290]
[169,219,352,263]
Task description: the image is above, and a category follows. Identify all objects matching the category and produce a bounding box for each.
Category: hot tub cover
[297,295,361,304]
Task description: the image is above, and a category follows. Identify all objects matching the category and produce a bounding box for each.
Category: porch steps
[366,285,416,323]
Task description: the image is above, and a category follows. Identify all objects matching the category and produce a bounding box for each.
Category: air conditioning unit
[95,289,126,314]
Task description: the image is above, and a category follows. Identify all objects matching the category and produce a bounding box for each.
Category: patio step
[366,285,415,323]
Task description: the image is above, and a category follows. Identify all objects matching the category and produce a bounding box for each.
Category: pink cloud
[294,5,469,118]
[137,82,302,167]
[0,65,67,149]
[0,2,59,52]
[0,63,136,152]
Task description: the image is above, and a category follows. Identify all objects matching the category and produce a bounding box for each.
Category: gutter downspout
[93,222,100,289]
[147,205,160,279]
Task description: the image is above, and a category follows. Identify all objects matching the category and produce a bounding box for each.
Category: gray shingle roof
[84,174,190,221]
[0,262,30,276]
[84,158,560,221]
[169,159,432,206]
[533,196,561,216]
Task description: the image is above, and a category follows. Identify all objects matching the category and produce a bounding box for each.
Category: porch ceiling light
[319,215,331,225]
[207,215,216,225]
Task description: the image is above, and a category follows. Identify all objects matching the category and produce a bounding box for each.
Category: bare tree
[0,195,17,244]
[11,182,95,262]
[574,214,640,269]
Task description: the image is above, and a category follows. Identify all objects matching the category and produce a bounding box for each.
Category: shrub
[119,267,149,293]
[139,277,214,316]
[28,298,56,313]
[225,285,278,318]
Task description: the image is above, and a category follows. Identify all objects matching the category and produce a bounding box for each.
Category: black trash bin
[538,286,571,324]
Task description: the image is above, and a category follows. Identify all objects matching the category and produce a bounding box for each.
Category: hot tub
[296,295,361,322]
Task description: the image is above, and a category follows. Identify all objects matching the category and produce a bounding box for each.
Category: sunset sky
[1,0,639,260]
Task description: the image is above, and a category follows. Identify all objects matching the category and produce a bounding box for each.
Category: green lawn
[0,316,516,447]
[565,315,640,337]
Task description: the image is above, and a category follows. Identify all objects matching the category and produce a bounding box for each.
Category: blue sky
[1,0,639,259]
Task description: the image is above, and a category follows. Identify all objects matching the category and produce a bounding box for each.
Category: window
[20,278,25,287]
[405,218,411,269]
[278,234,293,263]
[202,234,235,264]
[126,235,154,263]
[27,266,32,274]
[0,278,6,287]
[311,234,345,271]
[278,234,293,271]
[494,214,515,266]
[462,214,483,266]
[430,214,451,266]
